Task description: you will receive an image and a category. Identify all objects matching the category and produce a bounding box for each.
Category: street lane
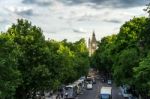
[77,81,100,99]
[112,84,123,99]
[77,79,124,99]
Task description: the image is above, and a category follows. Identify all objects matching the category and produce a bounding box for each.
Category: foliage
[133,52,150,96]
[91,34,117,74]
[92,17,150,97]
[0,19,90,98]
[113,48,139,85]
[0,33,22,99]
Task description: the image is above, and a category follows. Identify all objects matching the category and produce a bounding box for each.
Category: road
[77,79,124,99]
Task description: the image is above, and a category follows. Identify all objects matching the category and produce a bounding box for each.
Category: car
[120,85,132,98]
[107,80,112,85]
[86,81,93,90]
[101,78,105,83]
[87,83,93,89]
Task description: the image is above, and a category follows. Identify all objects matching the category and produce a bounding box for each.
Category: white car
[87,83,93,89]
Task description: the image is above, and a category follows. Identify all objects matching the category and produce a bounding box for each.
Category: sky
[0,0,149,42]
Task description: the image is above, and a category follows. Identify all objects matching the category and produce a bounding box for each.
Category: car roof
[100,87,112,94]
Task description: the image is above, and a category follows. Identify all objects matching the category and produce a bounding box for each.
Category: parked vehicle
[120,85,132,98]
[100,76,106,83]
[100,87,112,99]
[86,76,94,83]
[64,84,77,99]
[78,79,85,89]
[73,81,82,94]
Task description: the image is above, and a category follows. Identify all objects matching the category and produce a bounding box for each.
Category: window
[101,94,110,99]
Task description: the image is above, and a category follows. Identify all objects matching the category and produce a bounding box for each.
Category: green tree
[113,48,139,85]
[133,52,150,97]
[91,35,117,76]
[46,39,89,89]
[0,18,90,99]
[111,17,148,85]
[73,39,90,77]
[6,19,51,99]
[0,33,22,99]
[92,17,150,98]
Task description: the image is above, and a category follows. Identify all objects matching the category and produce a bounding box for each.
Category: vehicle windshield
[65,87,72,91]
[101,94,110,99]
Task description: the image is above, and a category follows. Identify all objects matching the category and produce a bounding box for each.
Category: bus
[64,84,77,99]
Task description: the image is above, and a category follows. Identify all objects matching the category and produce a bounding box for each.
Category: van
[100,87,112,99]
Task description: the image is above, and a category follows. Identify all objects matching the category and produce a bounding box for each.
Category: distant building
[88,31,97,56]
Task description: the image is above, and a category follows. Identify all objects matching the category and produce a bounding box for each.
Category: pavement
[45,95,57,99]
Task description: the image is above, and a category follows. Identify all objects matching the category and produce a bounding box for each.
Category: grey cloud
[103,19,122,23]
[5,6,34,16]
[17,9,33,16]
[72,28,86,34]
[77,14,99,22]
[22,0,52,6]
[60,0,149,8]
[0,18,8,24]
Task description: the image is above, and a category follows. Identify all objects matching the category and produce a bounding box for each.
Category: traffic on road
[42,68,135,99]
[48,74,125,99]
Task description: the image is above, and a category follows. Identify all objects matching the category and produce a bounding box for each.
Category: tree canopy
[0,19,90,99]
[91,17,150,98]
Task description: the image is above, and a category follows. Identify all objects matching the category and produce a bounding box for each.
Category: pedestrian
[60,91,63,98]
[49,90,53,97]
[56,92,60,99]
[59,88,64,98]
[41,91,45,99]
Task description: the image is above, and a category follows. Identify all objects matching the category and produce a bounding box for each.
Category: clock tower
[88,31,97,56]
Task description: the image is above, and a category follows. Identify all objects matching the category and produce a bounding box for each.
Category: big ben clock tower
[88,31,97,56]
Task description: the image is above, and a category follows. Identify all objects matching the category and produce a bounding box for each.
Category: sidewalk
[45,94,57,99]
[45,94,64,99]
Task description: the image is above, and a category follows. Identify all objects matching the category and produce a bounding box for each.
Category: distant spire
[91,30,96,42]
[88,30,97,56]
[92,30,95,36]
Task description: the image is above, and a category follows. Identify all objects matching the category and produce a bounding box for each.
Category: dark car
[101,77,105,83]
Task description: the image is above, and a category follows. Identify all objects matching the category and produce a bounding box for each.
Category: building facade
[88,31,97,56]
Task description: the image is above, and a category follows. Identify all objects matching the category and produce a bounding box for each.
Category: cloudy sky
[0,0,149,42]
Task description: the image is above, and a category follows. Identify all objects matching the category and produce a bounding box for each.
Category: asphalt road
[76,82,99,99]
[77,79,124,99]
